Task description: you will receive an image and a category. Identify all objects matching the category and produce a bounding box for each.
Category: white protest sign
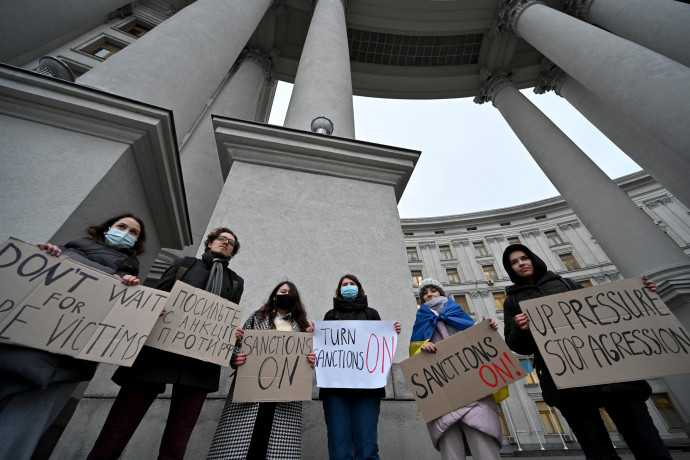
[0,238,168,366]
[313,320,397,389]
[145,281,243,366]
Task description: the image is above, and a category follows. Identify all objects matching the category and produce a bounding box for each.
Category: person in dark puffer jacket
[0,213,146,460]
[318,274,401,460]
[502,243,671,460]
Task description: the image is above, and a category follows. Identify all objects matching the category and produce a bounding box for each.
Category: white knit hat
[418,278,446,297]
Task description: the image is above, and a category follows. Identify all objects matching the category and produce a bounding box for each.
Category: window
[559,253,581,271]
[407,247,419,262]
[473,241,488,257]
[466,226,477,231]
[416,297,421,308]
[121,22,151,38]
[447,269,461,284]
[411,270,423,286]
[453,294,470,313]
[507,236,520,245]
[483,264,498,281]
[599,408,618,432]
[439,244,453,260]
[545,230,564,246]
[579,280,593,288]
[493,292,506,311]
[86,40,123,59]
[535,215,547,220]
[652,393,684,429]
[435,230,445,234]
[497,405,511,436]
[500,222,511,227]
[537,401,564,434]
[404,232,414,236]
[521,358,539,384]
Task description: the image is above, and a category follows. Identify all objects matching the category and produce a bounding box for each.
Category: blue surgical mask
[105,228,137,249]
[341,285,359,300]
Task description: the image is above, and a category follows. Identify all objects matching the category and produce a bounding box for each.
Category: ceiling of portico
[249,0,565,99]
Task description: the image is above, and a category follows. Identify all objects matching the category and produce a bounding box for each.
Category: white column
[568,0,690,68]
[180,48,275,250]
[0,0,130,64]
[283,0,355,138]
[535,62,690,209]
[558,221,598,267]
[494,0,690,160]
[475,71,690,312]
[78,0,274,141]
[486,235,510,279]
[452,239,475,283]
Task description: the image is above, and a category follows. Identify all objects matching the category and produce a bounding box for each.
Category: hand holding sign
[520,277,690,389]
[400,320,525,422]
[233,330,313,402]
[313,320,397,389]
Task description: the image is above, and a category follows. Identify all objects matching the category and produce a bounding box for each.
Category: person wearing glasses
[87,227,244,460]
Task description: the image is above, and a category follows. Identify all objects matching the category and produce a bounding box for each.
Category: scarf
[204,253,229,296]
[409,296,475,357]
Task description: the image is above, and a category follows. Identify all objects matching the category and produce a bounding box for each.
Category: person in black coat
[502,243,671,460]
[87,227,244,460]
[0,213,145,460]
[318,274,401,460]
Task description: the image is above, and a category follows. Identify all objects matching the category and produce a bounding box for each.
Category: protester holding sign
[318,274,401,460]
[207,281,314,460]
[0,213,146,460]
[409,278,502,460]
[87,227,244,460]
[502,243,671,460]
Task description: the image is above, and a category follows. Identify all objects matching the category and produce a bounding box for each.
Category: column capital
[644,195,673,209]
[491,0,544,36]
[564,0,595,21]
[237,47,274,85]
[452,239,470,247]
[419,242,436,250]
[558,220,582,232]
[474,69,514,105]
[486,235,506,244]
[534,59,568,96]
[520,229,541,239]
[312,0,348,13]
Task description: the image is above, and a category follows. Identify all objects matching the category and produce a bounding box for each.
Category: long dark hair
[255,281,310,332]
[87,213,146,257]
[335,274,366,299]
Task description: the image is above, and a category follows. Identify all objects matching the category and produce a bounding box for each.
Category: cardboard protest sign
[521,277,690,389]
[313,320,397,389]
[400,320,524,422]
[0,238,168,366]
[233,330,313,402]
[145,281,243,366]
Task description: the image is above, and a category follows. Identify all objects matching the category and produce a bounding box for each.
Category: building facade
[403,171,690,451]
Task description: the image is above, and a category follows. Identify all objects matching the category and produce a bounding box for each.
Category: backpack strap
[561,277,580,291]
[175,257,197,282]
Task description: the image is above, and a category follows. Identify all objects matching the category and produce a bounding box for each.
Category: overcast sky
[267,81,641,219]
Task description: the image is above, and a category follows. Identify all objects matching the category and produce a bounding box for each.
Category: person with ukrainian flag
[410,278,502,460]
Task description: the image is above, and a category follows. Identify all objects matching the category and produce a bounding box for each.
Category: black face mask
[275,294,294,311]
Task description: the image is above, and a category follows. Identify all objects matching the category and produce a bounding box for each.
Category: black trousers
[558,399,671,460]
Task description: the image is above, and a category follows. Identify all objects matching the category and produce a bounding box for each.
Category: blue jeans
[322,393,380,460]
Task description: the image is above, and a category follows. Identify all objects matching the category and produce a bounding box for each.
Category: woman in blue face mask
[0,213,146,460]
[318,274,401,460]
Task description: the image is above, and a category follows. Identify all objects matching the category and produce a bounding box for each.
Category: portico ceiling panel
[250,0,565,99]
